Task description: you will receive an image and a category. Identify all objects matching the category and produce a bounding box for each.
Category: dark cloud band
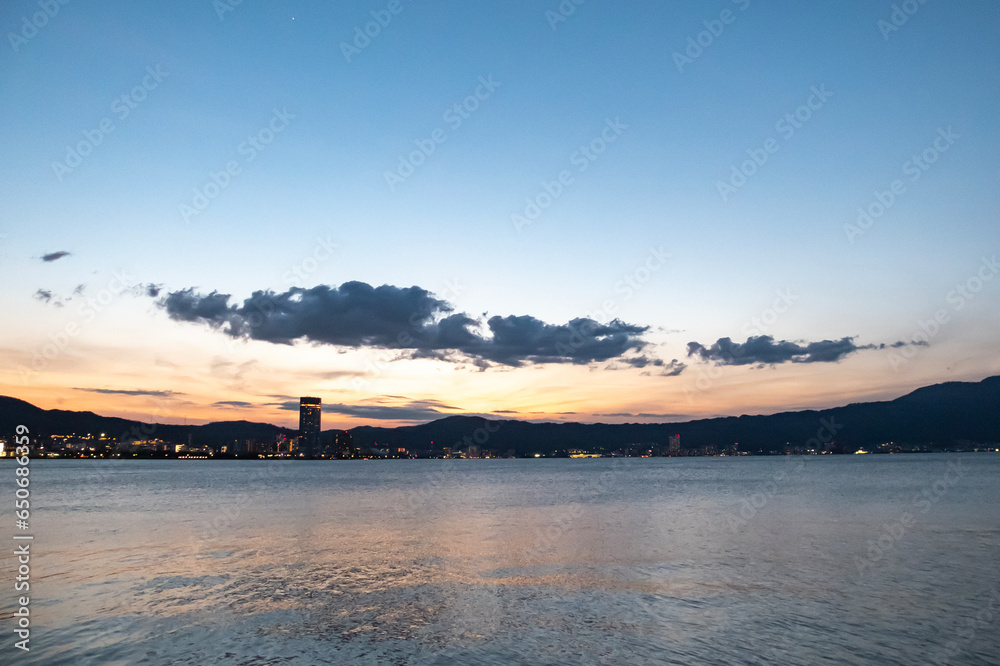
[158,282,648,367]
[686,335,925,366]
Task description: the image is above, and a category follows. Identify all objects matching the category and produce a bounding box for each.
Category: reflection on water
[2,455,998,664]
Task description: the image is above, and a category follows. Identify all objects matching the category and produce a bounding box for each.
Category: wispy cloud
[270,395,463,422]
[614,355,687,376]
[74,388,183,397]
[33,289,55,304]
[594,411,690,419]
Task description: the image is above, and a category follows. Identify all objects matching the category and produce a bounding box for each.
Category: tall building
[668,434,681,456]
[299,396,322,457]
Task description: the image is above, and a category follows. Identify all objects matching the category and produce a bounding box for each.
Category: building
[669,434,681,456]
[331,431,353,458]
[299,396,322,457]
[276,434,294,454]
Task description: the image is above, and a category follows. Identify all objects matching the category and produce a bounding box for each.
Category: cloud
[595,412,690,419]
[209,358,258,391]
[156,282,648,366]
[214,400,254,408]
[271,395,461,422]
[32,281,159,307]
[620,355,687,376]
[477,315,646,365]
[685,335,924,366]
[321,401,451,421]
[885,340,929,348]
[163,288,235,324]
[41,251,71,262]
[75,388,183,397]
[658,360,687,376]
[310,370,365,380]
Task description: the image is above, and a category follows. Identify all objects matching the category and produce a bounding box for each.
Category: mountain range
[1,375,997,455]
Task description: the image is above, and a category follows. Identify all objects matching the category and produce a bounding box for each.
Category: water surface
[2,454,998,664]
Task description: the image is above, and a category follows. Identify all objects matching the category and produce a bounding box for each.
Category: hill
[2,376,997,455]
[350,376,1000,454]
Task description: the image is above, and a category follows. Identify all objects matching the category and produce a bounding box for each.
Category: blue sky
[2,0,998,426]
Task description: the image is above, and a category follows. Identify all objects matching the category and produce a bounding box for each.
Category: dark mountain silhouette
[1,376,997,454]
[348,377,1000,454]
[0,397,295,449]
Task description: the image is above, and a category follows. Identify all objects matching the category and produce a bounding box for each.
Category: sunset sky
[2,1,999,428]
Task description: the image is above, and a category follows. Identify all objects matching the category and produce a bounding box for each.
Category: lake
[2,454,998,664]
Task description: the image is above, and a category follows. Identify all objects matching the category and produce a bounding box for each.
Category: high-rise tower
[299,396,322,457]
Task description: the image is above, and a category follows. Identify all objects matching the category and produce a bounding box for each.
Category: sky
[2,0,999,429]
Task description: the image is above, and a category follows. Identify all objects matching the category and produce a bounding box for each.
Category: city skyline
[2,1,999,429]
[5,374,999,460]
